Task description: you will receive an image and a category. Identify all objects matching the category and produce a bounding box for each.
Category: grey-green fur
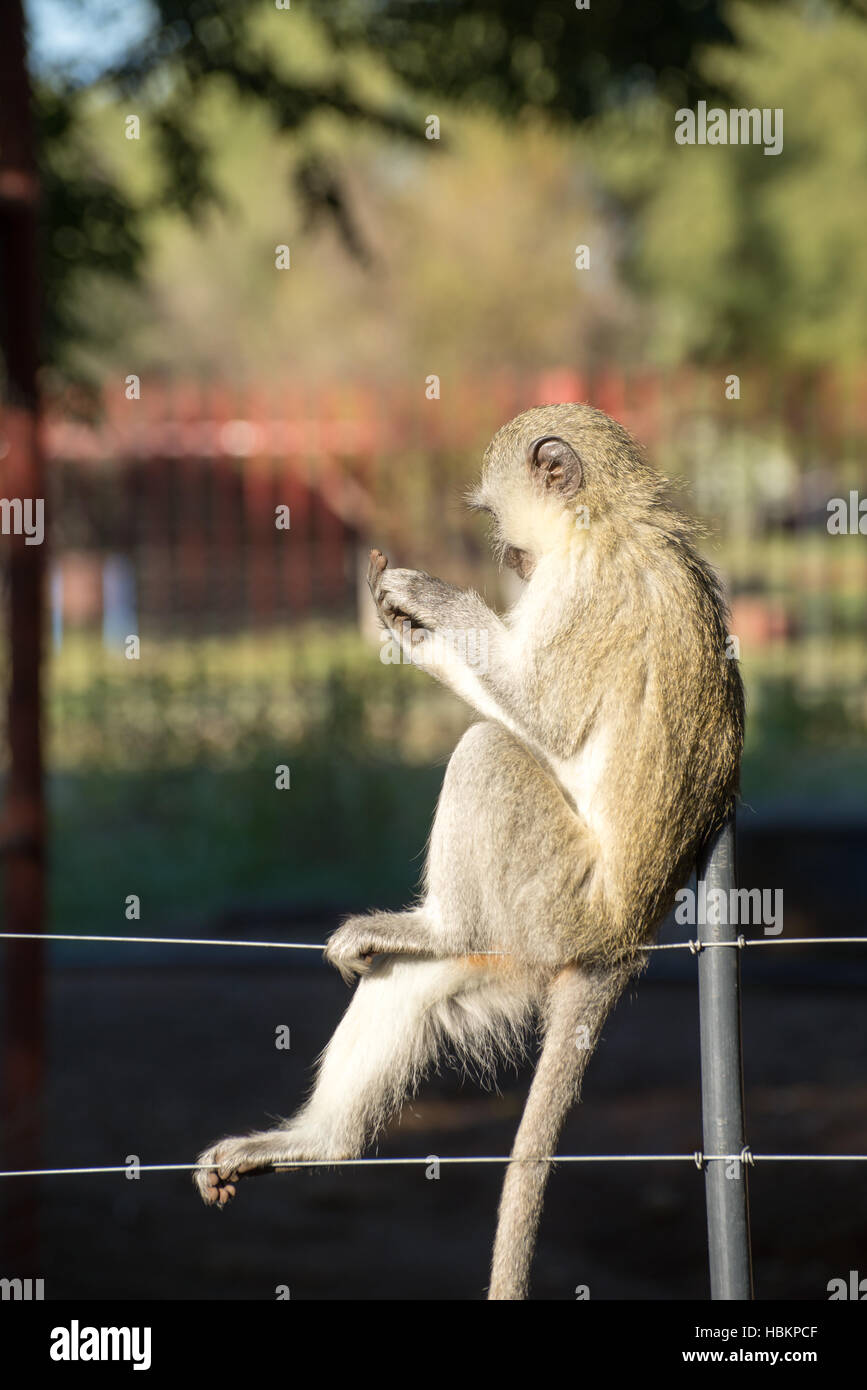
[194,404,743,1301]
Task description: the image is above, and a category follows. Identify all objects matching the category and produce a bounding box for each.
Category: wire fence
[1,932,864,952]
[36,368,867,690]
[2,1154,867,1179]
[1,920,864,1184]
[4,381,865,1292]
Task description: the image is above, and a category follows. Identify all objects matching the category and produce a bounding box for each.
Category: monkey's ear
[528,436,583,495]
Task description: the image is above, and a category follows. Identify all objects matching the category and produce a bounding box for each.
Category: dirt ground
[2,946,865,1301]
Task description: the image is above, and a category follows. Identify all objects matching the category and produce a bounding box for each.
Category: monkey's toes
[324,925,378,982]
[194,1138,275,1208]
[195,1155,237,1208]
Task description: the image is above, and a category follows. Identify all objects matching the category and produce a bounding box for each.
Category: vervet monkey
[195,403,744,1300]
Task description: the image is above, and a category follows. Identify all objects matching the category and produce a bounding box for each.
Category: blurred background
[0,0,865,1300]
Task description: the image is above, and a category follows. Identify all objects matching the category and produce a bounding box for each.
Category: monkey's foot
[323,920,380,983]
[194,1133,305,1208]
[324,914,433,983]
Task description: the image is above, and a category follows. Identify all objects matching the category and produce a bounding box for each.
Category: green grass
[48,756,446,938]
[15,623,866,937]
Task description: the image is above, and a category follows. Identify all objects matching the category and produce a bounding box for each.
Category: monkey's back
[558,525,744,961]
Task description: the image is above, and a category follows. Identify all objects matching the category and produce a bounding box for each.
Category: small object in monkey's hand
[368,547,416,628]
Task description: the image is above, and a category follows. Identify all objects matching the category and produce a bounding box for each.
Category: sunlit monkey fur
[195,403,744,1301]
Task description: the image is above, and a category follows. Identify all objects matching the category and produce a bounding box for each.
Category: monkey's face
[471,403,655,577]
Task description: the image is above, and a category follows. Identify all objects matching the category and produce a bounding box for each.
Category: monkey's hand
[367,549,457,633]
[194,1131,311,1208]
[367,548,513,720]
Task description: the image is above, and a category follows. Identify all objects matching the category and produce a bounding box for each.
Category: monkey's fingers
[383,603,415,631]
[367,548,388,598]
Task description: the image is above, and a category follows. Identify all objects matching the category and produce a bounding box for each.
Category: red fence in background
[43,382,380,632]
[35,368,867,643]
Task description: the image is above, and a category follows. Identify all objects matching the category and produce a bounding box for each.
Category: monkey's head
[471,403,666,579]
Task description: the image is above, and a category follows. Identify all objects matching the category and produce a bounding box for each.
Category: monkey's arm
[368,550,526,731]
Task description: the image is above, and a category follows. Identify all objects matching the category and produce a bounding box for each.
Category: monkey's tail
[487,958,637,1301]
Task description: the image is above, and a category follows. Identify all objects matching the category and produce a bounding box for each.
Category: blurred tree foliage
[69,87,639,383]
[321,0,739,117]
[33,0,422,386]
[28,0,775,385]
[27,0,867,386]
[591,0,867,366]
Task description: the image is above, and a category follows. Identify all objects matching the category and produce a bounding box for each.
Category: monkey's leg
[487,960,634,1300]
[426,720,612,967]
[195,953,534,1207]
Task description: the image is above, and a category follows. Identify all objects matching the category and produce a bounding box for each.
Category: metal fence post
[696,811,754,1299]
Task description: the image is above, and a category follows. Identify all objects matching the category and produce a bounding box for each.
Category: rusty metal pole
[0,0,47,1273]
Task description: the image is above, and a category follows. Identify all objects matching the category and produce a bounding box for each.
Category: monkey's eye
[502,546,536,580]
[528,436,583,494]
[503,546,523,570]
[467,489,495,517]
